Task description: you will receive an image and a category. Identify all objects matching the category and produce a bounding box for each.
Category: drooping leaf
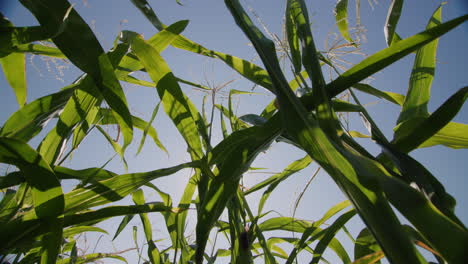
[285,0,301,73]
[301,13,468,108]
[384,0,404,46]
[417,121,468,149]
[121,31,204,160]
[0,85,76,141]
[394,86,468,152]
[334,0,353,43]
[396,4,443,125]
[1,52,26,107]
[352,83,405,106]
[310,210,356,264]
[63,161,198,213]
[129,0,274,93]
[57,253,127,264]
[195,115,282,263]
[225,1,427,263]
[13,43,65,58]
[0,138,64,219]
[112,215,135,241]
[96,107,168,155]
[285,200,353,264]
[354,227,382,263]
[21,0,134,151]
[63,226,108,238]
[132,189,161,264]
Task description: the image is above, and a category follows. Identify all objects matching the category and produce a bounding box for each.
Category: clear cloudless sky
[1,0,467,263]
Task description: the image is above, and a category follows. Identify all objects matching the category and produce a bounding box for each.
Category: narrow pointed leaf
[335,0,353,43]
[0,85,76,141]
[394,86,468,152]
[301,13,468,106]
[1,52,26,107]
[113,215,135,241]
[397,4,443,124]
[384,0,404,46]
[21,0,134,150]
[0,138,64,219]
[132,189,162,264]
[310,210,356,264]
[225,1,427,263]
[352,83,405,105]
[121,31,204,160]
[354,227,382,263]
[196,115,282,263]
[64,161,198,213]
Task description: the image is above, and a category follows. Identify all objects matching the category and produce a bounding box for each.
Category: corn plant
[1,0,467,263]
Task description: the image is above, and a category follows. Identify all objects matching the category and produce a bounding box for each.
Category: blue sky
[1,0,467,263]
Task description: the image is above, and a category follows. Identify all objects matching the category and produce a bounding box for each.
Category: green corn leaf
[40,218,63,264]
[69,240,78,264]
[354,227,382,263]
[176,76,212,90]
[38,43,129,165]
[113,215,135,241]
[0,189,22,224]
[171,172,200,263]
[220,108,229,139]
[0,138,64,219]
[0,165,116,189]
[70,43,130,150]
[13,43,65,58]
[195,115,282,263]
[285,200,352,264]
[227,198,254,264]
[418,121,468,149]
[0,14,53,56]
[116,20,189,76]
[228,89,260,131]
[57,253,127,264]
[237,191,275,264]
[259,217,312,233]
[132,189,162,264]
[245,154,311,195]
[225,0,428,263]
[1,52,26,107]
[310,210,356,264]
[216,104,249,131]
[394,86,468,152]
[352,83,405,106]
[63,161,198,213]
[64,203,172,227]
[384,0,404,46]
[352,251,385,264]
[397,4,443,125]
[63,226,108,238]
[247,155,312,215]
[96,126,128,171]
[138,102,163,155]
[38,80,100,164]
[378,141,460,226]
[129,0,274,93]
[285,0,302,73]
[0,203,172,253]
[335,0,353,43]
[121,31,204,160]
[0,85,76,141]
[369,159,468,263]
[96,107,168,155]
[21,0,134,151]
[301,13,468,107]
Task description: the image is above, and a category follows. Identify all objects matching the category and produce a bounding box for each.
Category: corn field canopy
[1,0,468,263]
